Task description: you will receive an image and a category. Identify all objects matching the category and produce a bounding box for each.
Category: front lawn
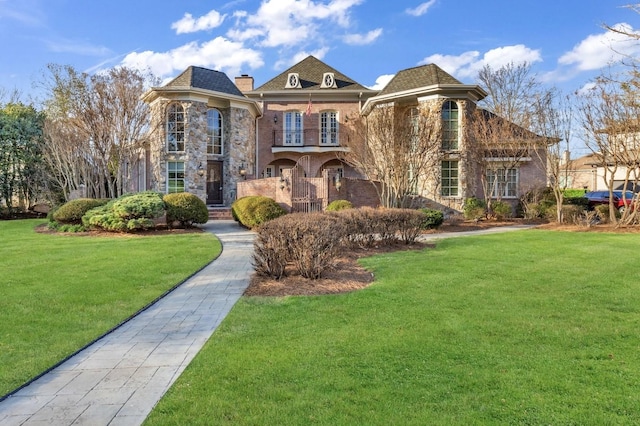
[0,220,221,397]
[146,229,640,425]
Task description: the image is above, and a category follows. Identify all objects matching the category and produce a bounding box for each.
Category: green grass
[0,219,221,397]
[146,230,640,425]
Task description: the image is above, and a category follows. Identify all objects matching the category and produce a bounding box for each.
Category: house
[139,56,548,212]
[567,152,640,192]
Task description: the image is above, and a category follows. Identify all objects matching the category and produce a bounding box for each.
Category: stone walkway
[0,220,254,426]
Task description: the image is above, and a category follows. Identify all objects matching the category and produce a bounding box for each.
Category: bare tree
[340,103,441,208]
[470,63,553,216]
[41,65,157,201]
[531,92,574,223]
[576,70,640,224]
[604,4,640,40]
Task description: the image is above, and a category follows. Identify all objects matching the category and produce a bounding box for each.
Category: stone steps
[208,207,233,220]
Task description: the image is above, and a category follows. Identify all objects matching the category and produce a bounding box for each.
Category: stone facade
[146,99,256,206]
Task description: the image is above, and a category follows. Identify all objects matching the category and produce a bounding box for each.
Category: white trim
[485,157,531,162]
[272,146,350,154]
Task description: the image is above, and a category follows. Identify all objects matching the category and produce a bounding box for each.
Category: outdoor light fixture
[197,164,205,177]
[239,163,247,179]
[334,176,342,192]
[273,114,278,124]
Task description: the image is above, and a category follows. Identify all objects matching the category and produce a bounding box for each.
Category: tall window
[167,161,185,193]
[167,104,185,152]
[441,160,459,197]
[284,111,303,145]
[207,108,223,155]
[487,168,518,198]
[320,111,338,145]
[442,100,459,150]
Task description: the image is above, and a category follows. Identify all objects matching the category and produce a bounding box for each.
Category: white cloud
[420,45,542,80]
[120,0,369,82]
[420,51,480,75]
[343,28,382,45]
[121,37,263,78]
[368,74,394,90]
[230,0,364,48]
[274,47,330,70]
[559,23,640,71]
[406,0,436,17]
[171,10,226,34]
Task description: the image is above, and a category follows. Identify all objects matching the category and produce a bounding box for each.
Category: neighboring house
[139,56,548,212]
[567,152,640,192]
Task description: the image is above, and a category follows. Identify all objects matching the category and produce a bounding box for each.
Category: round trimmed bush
[163,192,209,228]
[419,208,444,229]
[53,198,109,224]
[326,199,353,211]
[232,196,286,228]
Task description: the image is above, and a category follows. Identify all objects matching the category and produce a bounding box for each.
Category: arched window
[167,103,185,152]
[442,100,459,150]
[320,111,339,145]
[207,108,223,155]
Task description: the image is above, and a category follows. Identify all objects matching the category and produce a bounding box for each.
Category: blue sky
[1,0,638,103]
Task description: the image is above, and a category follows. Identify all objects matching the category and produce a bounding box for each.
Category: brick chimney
[235,74,254,92]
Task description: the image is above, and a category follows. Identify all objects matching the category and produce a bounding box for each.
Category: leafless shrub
[285,213,349,279]
[252,219,290,280]
[573,210,599,227]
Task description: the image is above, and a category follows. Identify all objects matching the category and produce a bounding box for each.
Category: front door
[207,161,223,205]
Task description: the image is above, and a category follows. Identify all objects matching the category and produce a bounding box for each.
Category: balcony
[271,129,350,154]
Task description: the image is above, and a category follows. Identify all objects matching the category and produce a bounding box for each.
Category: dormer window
[321,73,337,88]
[285,73,301,89]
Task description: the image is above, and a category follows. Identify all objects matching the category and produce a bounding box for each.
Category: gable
[253,56,372,93]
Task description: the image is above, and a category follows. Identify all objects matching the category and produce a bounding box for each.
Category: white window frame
[207,108,223,155]
[442,100,459,150]
[167,161,185,193]
[487,168,518,198]
[320,111,339,145]
[284,111,303,145]
[167,103,185,152]
[264,166,275,178]
[441,160,459,197]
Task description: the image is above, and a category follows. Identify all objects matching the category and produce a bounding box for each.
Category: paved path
[0,220,254,426]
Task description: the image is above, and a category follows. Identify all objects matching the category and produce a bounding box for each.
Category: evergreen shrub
[53,198,108,224]
[420,208,444,229]
[232,196,286,228]
[163,192,208,228]
[326,200,353,211]
[463,197,486,220]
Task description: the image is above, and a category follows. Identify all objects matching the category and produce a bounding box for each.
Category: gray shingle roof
[378,64,462,96]
[164,66,245,97]
[254,56,371,92]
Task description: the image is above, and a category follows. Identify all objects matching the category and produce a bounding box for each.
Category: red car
[584,190,635,213]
